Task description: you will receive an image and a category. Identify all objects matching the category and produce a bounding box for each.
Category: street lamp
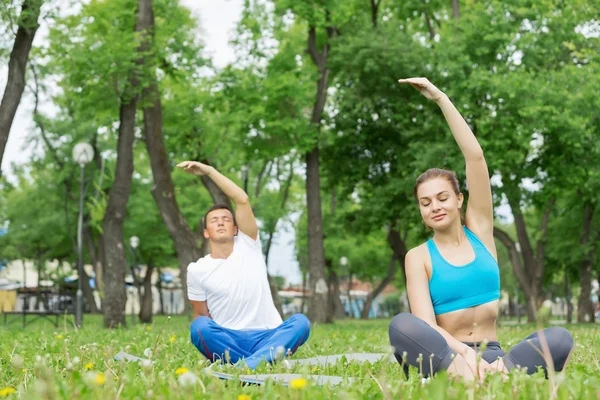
[72,142,94,328]
[129,236,140,326]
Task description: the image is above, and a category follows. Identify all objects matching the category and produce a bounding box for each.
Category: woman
[389,78,573,381]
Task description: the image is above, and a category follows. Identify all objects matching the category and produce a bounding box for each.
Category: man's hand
[398,77,446,103]
[176,161,214,176]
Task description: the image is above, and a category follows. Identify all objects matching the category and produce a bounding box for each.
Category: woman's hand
[176,161,214,176]
[461,347,493,382]
[398,77,446,102]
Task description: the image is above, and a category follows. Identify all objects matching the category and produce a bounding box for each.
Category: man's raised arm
[177,161,258,240]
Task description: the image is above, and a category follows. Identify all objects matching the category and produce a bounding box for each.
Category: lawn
[1,316,599,399]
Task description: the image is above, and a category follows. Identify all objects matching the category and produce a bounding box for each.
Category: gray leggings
[388,313,574,378]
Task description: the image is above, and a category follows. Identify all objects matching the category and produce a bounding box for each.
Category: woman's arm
[405,248,489,380]
[398,78,494,242]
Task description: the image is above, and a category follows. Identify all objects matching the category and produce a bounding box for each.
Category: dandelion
[175,367,189,376]
[143,348,153,358]
[85,362,93,370]
[290,378,307,389]
[95,373,105,385]
[0,387,16,396]
[11,355,23,369]
[142,360,152,371]
[84,372,105,386]
[56,334,63,339]
[177,371,199,387]
[237,395,252,400]
[170,335,176,344]
[146,326,152,331]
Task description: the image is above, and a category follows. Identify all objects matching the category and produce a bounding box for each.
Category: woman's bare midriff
[435,300,500,343]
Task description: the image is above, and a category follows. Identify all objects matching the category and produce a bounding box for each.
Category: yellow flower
[170,335,176,343]
[175,367,189,376]
[0,387,16,396]
[290,378,307,389]
[237,395,252,400]
[56,334,63,339]
[312,367,318,373]
[85,362,93,370]
[21,369,26,373]
[146,326,152,331]
[95,373,105,386]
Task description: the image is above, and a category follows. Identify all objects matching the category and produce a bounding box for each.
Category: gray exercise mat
[209,370,355,386]
[285,353,394,367]
[114,351,391,386]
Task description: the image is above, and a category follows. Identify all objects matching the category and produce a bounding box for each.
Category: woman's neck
[433,222,466,246]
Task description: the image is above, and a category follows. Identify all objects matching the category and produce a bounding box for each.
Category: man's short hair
[203,204,237,230]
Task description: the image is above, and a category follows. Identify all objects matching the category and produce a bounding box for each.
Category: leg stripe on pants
[197,329,214,361]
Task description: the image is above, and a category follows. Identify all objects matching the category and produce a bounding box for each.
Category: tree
[0,0,43,178]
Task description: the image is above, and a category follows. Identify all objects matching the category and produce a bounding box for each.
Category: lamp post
[72,142,94,328]
[515,242,522,324]
[129,236,140,326]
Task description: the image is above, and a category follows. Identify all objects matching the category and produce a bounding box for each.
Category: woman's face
[416,178,463,230]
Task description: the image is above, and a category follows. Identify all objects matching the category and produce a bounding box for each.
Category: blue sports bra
[427,226,500,315]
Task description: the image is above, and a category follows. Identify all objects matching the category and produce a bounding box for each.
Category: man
[177,160,310,369]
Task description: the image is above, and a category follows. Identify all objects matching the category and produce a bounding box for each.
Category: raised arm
[177,161,258,240]
[398,78,494,241]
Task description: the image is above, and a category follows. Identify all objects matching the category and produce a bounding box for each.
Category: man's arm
[191,300,212,320]
[177,161,259,240]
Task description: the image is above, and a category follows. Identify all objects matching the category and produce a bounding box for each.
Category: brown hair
[413,168,461,201]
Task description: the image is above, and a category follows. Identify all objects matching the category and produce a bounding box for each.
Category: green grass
[1,316,599,399]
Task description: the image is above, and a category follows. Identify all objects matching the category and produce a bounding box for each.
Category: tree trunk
[361,254,396,320]
[139,264,154,323]
[326,259,345,321]
[156,266,165,315]
[260,162,295,319]
[301,271,307,314]
[451,0,460,19]
[82,227,100,313]
[578,203,595,323]
[305,20,336,323]
[139,0,201,317]
[495,195,555,322]
[103,0,148,328]
[0,0,42,178]
[361,226,408,319]
[369,0,380,29]
[102,99,138,328]
[564,273,573,324]
[81,266,99,314]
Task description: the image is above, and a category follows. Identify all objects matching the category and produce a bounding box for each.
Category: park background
[0,0,599,398]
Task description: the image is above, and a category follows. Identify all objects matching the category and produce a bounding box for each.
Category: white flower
[178,371,199,387]
[141,360,152,371]
[143,348,152,358]
[66,363,73,370]
[12,355,24,369]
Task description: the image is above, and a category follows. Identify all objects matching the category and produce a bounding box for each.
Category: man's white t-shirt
[187,230,283,330]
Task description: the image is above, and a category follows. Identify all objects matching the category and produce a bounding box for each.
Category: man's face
[203,208,237,242]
